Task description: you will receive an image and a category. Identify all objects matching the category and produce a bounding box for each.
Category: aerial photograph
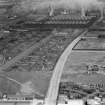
[0,0,105,105]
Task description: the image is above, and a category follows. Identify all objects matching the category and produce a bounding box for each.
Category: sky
[12,0,104,13]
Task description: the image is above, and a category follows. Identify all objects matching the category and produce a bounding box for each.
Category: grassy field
[0,70,52,99]
[74,38,105,50]
[61,51,105,88]
[0,29,80,98]
[0,31,51,64]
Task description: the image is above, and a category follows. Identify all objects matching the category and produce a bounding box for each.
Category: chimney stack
[49,4,54,16]
[100,7,104,19]
[81,7,85,17]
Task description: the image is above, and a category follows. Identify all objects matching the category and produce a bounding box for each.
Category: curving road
[44,30,88,105]
[44,16,103,105]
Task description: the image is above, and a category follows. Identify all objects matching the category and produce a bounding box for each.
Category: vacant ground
[3,70,52,96]
[61,51,105,88]
[74,38,105,50]
[0,28,81,98]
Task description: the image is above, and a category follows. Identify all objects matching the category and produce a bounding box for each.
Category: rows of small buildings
[58,82,105,105]
[23,15,97,29]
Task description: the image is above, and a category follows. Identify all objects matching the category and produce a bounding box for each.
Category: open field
[0,29,82,98]
[85,31,105,37]
[74,30,105,50]
[0,30,51,65]
[59,50,105,99]
[8,29,78,72]
[61,51,105,87]
[74,38,105,50]
[58,29,105,99]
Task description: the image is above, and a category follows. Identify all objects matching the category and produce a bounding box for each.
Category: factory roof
[50,15,92,21]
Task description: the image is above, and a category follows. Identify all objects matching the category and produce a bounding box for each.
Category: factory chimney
[49,4,54,16]
[81,7,86,17]
[100,7,104,19]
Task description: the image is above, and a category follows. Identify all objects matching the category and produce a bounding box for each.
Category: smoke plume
[13,0,104,14]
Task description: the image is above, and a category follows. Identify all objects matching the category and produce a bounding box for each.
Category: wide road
[44,29,88,105]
